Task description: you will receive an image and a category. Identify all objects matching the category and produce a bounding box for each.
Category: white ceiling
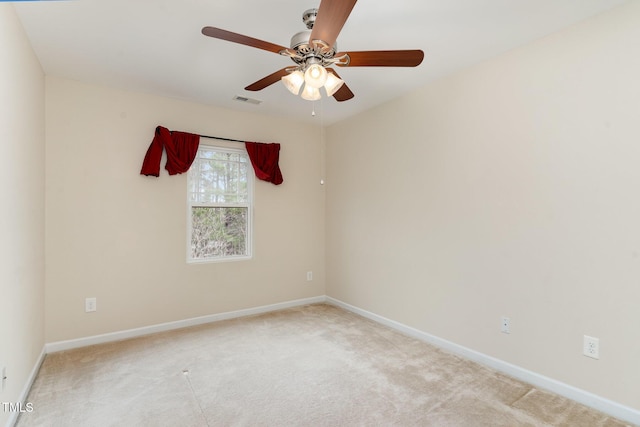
[15,0,626,125]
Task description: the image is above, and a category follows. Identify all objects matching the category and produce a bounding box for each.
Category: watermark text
[1,402,34,413]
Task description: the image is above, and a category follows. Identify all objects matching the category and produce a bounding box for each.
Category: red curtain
[245,142,284,185]
[140,126,200,177]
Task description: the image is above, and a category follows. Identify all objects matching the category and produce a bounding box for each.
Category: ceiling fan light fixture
[281,70,305,95]
[203,2,426,105]
[324,73,344,97]
[304,62,328,89]
[301,85,321,101]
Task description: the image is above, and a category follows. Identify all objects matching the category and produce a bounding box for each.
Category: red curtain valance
[245,142,284,185]
[140,126,200,177]
[140,126,284,185]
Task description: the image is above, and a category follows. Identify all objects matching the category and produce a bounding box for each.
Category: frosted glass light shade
[304,63,328,89]
[301,85,321,101]
[324,73,344,97]
[281,70,305,95]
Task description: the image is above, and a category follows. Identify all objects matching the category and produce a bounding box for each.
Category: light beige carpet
[17,304,632,426]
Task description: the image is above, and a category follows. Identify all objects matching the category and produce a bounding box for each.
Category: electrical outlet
[85,297,97,313]
[306,271,313,281]
[501,316,510,334]
[583,335,600,359]
[2,366,7,392]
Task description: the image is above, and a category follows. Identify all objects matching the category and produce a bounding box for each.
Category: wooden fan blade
[309,0,358,49]
[202,27,288,54]
[337,50,424,67]
[326,68,354,102]
[245,68,291,91]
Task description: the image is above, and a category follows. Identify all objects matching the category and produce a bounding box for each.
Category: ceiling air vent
[233,95,262,105]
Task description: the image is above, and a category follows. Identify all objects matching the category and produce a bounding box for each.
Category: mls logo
[1,402,34,413]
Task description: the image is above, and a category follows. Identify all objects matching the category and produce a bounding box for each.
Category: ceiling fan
[201,0,424,102]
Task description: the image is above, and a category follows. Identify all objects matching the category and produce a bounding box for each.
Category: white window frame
[187,143,253,263]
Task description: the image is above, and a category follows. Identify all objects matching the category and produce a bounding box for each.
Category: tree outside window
[187,145,252,262]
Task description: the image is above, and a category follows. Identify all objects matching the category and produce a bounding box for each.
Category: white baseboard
[45,295,326,353]
[5,347,46,427]
[326,296,640,426]
[26,295,640,426]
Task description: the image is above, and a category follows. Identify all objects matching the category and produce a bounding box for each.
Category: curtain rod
[169,129,272,144]
[199,134,246,144]
[168,129,246,144]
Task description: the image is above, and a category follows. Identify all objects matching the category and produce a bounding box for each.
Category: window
[187,144,253,262]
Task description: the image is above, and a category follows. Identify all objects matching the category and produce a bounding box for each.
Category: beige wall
[45,77,325,342]
[326,2,640,410]
[5,0,639,419]
[0,5,45,426]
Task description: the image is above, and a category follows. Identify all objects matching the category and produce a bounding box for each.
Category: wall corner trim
[325,296,640,426]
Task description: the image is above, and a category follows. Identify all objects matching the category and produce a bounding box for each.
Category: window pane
[188,145,252,262]
[189,148,249,204]
[190,207,248,259]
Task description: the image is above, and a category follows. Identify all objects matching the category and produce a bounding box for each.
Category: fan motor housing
[290,30,312,51]
[290,30,337,58]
